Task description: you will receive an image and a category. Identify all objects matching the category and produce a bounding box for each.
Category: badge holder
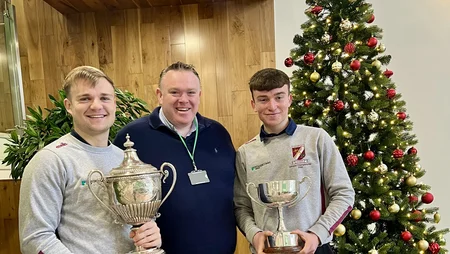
[188,169,210,185]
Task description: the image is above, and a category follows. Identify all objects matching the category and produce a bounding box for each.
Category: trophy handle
[288,176,312,208]
[87,170,122,223]
[246,182,267,207]
[159,162,177,207]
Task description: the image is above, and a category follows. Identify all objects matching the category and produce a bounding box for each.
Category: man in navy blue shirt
[114,62,237,254]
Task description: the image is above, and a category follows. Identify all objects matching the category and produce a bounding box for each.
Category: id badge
[188,170,210,185]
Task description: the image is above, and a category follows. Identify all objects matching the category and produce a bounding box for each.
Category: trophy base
[128,247,165,254]
[263,246,303,253]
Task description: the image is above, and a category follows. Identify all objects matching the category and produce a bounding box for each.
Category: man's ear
[251,99,257,112]
[156,88,163,105]
[64,98,73,116]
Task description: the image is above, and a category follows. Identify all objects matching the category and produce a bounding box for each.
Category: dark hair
[63,66,114,99]
[158,61,200,88]
[249,68,290,98]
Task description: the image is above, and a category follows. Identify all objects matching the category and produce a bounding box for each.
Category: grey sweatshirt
[234,125,355,251]
[19,134,132,254]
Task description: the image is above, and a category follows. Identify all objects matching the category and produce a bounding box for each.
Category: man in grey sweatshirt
[19,66,161,254]
[234,68,355,254]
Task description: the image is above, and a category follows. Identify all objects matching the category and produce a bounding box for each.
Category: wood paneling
[0,180,21,254]
[8,0,275,253]
[43,0,230,14]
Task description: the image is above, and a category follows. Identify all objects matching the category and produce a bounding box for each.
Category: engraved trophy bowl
[246,178,311,253]
[88,134,177,254]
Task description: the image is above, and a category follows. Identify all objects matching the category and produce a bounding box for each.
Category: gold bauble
[372,60,382,69]
[405,176,417,186]
[334,224,346,236]
[368,249,378,254]
[363,162,371,168]
[388,203,400,213]
[351,209,362,220]
[377,43,386,53]
[434,212,441,223]
[333,48,342,56]
[418,239,429,251]
[310,71,321,82]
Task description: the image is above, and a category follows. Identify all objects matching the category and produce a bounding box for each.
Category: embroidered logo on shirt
[292,146,306,160]
[56,142,68,148]
[250,161,270,171]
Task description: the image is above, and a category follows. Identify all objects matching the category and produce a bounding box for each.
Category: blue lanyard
[177,118,199,171]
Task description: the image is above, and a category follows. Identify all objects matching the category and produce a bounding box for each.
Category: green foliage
[2,89,150,180]
[289,0,448,252]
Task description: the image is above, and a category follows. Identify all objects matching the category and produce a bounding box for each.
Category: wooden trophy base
[263,246,303,253]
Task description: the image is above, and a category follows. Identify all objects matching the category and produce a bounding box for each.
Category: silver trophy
[246,178,311,253]
[87,134,177,254]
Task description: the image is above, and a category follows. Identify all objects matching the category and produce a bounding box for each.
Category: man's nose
[90,98,102,109]
[179,92,189,102]
[267,99,277,110]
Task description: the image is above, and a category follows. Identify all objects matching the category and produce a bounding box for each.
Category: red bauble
[304,99,312,107]
[422,192,434,204]
[346,154,358,167]
[367,14,375,23]
[393,149,404,159]
[284,57,294,67]
[350,60,361,71]
[333,100,345,111]
[397,112,407,120]
[364,150,375,161]
[386,88,396,99]
[409,195,418,204]
[384,69,394,78]
[428,242,440,254]
[369,210,381,221]
[311,6,323,15]
[401,231,412,242]
[303,52,315,65]
[407,147,417,155]
[367,37,378,48]
[344,43,356,54]
[412,210,423,222]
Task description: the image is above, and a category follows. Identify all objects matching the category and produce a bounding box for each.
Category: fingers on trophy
[87,134,177,254]
[246,178,311,253]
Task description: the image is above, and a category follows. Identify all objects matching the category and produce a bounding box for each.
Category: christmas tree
[285,0,449,253]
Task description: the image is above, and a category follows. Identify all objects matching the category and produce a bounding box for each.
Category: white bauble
[332,61,342,72]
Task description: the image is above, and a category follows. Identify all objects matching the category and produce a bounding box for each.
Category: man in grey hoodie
[19,66,161,254]
[234,68,355,254]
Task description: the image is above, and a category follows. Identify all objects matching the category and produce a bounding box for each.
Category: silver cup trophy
[246,178,311,253]
[87,134,177,254]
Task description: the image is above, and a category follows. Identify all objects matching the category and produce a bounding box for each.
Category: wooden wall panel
[0,180,21,254]
[8,0,275,253]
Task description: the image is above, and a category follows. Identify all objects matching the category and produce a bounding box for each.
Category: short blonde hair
[63,66,114,98]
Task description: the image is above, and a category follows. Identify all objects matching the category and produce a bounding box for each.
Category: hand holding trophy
[88,134,177,254]
[246,178,311,253]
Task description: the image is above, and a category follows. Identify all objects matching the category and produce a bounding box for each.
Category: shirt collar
[158,107,197,137]
[70,129,111,146]
[259,118,297,142]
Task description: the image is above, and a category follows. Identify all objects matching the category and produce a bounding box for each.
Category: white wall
[275,0,450,243]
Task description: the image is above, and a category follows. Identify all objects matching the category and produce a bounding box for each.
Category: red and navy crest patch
[292,146,305,160]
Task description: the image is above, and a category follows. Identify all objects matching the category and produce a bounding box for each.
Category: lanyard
[177,118,199,171]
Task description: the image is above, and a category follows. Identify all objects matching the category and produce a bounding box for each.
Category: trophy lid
[109,134,158,177]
